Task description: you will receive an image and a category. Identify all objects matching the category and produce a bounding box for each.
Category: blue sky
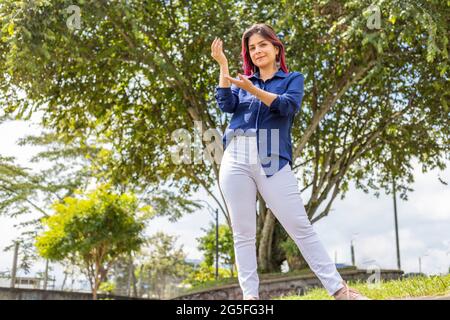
[0,116,449,290]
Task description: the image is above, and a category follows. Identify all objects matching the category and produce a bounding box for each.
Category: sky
[0,116,449,291]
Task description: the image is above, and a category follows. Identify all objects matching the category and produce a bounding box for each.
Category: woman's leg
[254,163,344,296]
[219,139,260,299]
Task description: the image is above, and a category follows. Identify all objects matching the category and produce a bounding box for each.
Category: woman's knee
[232,230,257,246]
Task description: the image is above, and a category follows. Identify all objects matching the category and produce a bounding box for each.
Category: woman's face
[248,33,279,70]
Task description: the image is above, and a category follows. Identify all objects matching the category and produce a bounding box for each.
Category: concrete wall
[172,269,404,300]
[0,287,148,300]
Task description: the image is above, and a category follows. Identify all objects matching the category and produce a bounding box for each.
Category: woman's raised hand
[211,37,228,66]
[224,73,254,92]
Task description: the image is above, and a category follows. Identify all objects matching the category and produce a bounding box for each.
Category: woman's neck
[258,65,278,81]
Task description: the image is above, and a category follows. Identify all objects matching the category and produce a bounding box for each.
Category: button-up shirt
[215,68,305,177]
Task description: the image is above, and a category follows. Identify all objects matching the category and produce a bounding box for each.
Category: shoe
[243,295,259,300]
[333,281,371,300]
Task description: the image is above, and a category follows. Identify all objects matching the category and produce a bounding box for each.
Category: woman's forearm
[247,86,278,107]
[219,63,231,88]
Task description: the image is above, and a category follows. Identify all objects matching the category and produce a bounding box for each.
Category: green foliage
[35,184,151,261]
[35,184,151,298]
[1,0,449,274]
[0,155,44,218]
[98,281,116,295]
[135,231,192,299]
[182,223,236,289]
[277,274,450,300]
[182,261,233,288]
[1,0,447,211]
[280,237,307,270]
[197,223,235,270]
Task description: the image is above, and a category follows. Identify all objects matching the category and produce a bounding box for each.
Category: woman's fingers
[213,38,222,50]
[212,37,220,48]
[224,75,242,86]
[211,37,218,55]
[224,75,235,83]
[211,37,228,64]
[211,38,217,53]
[211,37,224,59]
[238,74,250,83]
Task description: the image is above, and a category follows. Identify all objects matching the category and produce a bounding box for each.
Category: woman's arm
[267,73,304,117]
[224,73,277,105]
[246,85,277,107]
[211,37,231,88]
[211,37,239,113]
[225,72,304,117]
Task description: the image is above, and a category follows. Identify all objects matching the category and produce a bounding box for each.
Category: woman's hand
[224,73,255,92]
[226,73,278,106]
[211,37,228,66]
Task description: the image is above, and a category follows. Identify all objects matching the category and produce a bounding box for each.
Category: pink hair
[241,23,289,76]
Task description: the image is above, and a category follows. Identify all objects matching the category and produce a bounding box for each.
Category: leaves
[35,183,149,298]
[0,0,448,274]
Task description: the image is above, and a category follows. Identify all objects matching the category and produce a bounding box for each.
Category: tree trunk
[256,193,266,248]
[258,207,276,272]
[287,252,309,270]
[61,272,67,291]
[93,285,98,300]
[256,193,309,273]
[271,222,291,270]
[131,264,138,297]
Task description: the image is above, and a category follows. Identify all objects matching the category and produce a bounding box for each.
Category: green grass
[275,274,450,300]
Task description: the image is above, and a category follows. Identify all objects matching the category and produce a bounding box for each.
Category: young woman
[211,23,370,300]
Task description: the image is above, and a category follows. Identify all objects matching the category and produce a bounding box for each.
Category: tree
[0,125,105,271]
[136,231,192,299]
[0,153,49,274]
[197,223,235,277]
[0,127,201,273]
[2,0,448,273]
[108,254,139,297]
[35,184,152,300]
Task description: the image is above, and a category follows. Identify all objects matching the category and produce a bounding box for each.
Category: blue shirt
[215,68,305,177]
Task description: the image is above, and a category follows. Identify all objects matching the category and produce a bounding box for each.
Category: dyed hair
[241,23,288,76]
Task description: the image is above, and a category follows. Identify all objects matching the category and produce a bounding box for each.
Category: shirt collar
[248,68,288,80]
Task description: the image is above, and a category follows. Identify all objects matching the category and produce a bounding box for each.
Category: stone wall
[0,287,148,300]
[172,269,404,300]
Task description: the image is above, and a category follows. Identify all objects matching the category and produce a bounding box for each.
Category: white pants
[219,136,344,298]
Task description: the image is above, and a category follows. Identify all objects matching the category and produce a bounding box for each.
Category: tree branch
[293,59,378,159]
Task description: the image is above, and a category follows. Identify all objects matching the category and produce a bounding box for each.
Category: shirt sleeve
[269,73,304,117]
[215,83,240,113]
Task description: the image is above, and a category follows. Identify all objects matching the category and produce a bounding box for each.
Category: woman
[211,23,370,300]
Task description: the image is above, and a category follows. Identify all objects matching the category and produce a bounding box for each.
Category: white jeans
[219,136,344,298]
